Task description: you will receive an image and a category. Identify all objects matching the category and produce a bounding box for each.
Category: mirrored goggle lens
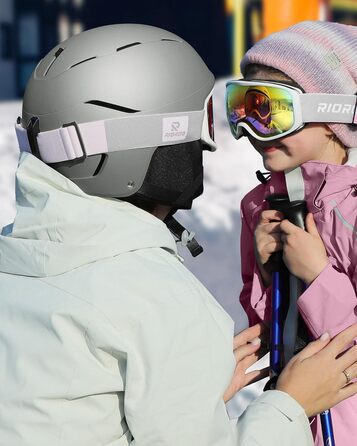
[226,84,295,139]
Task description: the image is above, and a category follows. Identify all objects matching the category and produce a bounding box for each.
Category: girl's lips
[263,147,278,153]
[260,144,284,154]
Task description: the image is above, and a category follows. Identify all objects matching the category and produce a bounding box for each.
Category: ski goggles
[226,80,357,141]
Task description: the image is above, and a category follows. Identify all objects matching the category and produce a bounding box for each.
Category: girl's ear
[324,124,334,137]
[324,125,346,149]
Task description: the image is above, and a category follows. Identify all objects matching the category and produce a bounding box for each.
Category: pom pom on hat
[241,21,357,147]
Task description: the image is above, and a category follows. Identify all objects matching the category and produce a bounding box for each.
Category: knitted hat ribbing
[241,21,357,147]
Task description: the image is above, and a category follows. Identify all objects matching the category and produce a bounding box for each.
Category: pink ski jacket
[239,150,357,446]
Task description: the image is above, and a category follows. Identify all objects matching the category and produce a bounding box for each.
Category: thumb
[295,333,331,361]
[305,213,320,237]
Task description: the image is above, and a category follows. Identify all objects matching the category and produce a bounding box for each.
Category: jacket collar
[267,148,357,212]
[0,153,178,277]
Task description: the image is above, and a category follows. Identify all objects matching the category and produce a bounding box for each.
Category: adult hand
[280,213,329,284]
[224,323,269,403]
[277,324,357,417]
[254,209,284,287]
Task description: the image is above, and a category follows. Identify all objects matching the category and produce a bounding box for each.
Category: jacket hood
[0,153,177,277]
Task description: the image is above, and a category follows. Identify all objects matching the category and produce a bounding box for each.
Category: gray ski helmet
[17,24,216,209]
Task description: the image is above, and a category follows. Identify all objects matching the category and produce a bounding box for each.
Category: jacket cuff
[238,390,313,445]
[255,390,307,421]
[298,263,357,338]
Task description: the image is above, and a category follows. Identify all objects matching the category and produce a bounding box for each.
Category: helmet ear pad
[131,140,204,210]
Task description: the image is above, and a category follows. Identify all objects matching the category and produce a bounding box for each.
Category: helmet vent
[85,100,139,113]
[43,47,64,76]
[93,153,107,176]
[70,56,97,69]
[161,39,178,42]
[116,42,141,52]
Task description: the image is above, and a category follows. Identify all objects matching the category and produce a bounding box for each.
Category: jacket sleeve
[298,261,357,338]
[122,270,239,445]
[123,293,313,446]
[237,391,313,446]
[239,197,272,326]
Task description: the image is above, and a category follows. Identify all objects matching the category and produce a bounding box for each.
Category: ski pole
[266,194,290,385]
[266,194,335,446]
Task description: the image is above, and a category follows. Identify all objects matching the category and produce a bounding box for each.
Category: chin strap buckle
[165,216,203,257]
[256,170,271,184]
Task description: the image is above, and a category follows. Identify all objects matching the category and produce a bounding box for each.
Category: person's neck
[319,139,347,165]
[151,205,173,221]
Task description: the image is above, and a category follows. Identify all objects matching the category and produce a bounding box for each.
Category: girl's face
[245,70,347,172]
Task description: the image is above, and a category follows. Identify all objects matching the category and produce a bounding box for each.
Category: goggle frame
[226,79,357,142]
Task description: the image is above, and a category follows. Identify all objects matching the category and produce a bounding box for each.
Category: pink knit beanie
[240,21,357,148]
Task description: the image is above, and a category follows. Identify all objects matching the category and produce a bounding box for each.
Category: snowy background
[0,77,267,415]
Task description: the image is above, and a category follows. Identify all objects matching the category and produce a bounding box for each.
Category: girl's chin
[263,160,295,172]
[263,159,281,171]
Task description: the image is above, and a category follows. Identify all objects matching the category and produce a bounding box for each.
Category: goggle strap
[15,110,207,164]
[300,93,357,124]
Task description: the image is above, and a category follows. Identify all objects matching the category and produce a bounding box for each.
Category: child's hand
[254,209,284,286]
[280,213,329,284]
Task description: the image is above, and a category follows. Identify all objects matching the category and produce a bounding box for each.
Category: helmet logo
[162,116,189,142]
[171,122,180,131]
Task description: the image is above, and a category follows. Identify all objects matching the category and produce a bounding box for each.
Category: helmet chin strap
[164,214,203,257]
[284,166,305,202]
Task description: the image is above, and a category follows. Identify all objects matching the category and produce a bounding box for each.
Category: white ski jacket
[0,153,313,446]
